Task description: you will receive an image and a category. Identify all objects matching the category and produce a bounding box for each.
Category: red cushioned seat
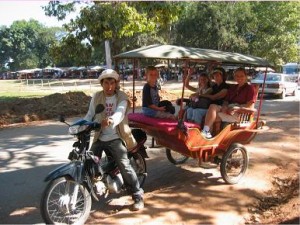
[128,113,200,133]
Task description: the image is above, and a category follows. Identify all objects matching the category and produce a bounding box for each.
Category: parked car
[251,72,298,99]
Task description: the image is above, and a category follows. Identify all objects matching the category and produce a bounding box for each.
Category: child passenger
[185,71,212,124]
[142,66,176,119]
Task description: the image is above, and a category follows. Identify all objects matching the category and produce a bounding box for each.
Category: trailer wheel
[220,143,249,184]
[166,148,189,165]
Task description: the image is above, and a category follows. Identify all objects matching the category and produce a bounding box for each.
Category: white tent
[90,65,103,71]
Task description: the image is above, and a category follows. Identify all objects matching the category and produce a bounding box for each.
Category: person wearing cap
[202,67,255,139]
[84,69,144,211]
[200,67,229,105]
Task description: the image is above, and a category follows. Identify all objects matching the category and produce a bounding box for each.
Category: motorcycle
[40,104,148,225]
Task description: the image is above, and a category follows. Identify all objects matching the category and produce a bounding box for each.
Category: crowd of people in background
[0,64,261,81]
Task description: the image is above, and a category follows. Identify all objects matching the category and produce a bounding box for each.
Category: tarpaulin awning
[114,44,272,67]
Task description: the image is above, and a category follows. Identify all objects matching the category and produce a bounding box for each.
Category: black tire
[40,176,92,225]
[279,88,286,99]
[292,88,297,97]
[220,143,249,184]
[130,152,147,187]
[166,148,189,165]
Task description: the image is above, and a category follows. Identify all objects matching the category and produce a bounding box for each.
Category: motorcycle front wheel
[40,176,92,225]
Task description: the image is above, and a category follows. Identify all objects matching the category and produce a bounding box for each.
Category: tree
[249,2,300,66]
[173,1,300,67]
[174,2,253,52]
[2,2,298,71]
[43,1,182,64]
[50,34,92,67]
[0,20,61,71]
[0,26,10,71]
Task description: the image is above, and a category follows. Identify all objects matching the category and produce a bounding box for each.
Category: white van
[282,63,300,86]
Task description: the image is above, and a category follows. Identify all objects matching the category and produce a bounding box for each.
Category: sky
[0,1,77,27]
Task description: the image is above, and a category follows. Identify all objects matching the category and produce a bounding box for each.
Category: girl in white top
[185,71,212,124]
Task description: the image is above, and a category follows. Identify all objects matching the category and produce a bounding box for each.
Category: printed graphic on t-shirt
[106,102,114,116]
[150,87,160,105]
[105,95,117,117]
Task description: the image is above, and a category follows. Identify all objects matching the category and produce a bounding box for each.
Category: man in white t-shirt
[84,69,144,211]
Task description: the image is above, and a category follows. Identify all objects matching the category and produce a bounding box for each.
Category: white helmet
[98,69,119,83]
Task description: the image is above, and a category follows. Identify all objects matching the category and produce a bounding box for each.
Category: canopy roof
[114,44,272,67]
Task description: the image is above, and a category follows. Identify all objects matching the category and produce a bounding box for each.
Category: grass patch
[0,79,188,102]
[0,79,55,100]
[0,79,95,102]
[0,93,47,102]
[169,89,193,98]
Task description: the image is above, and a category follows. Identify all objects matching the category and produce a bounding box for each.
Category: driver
[84,69,144,211]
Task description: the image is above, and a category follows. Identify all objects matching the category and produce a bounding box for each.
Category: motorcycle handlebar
[92,122,101,130]
[87,151,100,163]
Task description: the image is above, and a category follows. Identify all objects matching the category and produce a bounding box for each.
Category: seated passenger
[202,67,256,139]
[190,67,229,127]
[142,66,176,119]
[185,71,212,124]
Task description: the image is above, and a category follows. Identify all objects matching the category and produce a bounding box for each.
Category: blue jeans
[186,107,194,121]
[90,138,143,199]
[142,107,175,119]
[142,107,156,117]
[186,107,207,125]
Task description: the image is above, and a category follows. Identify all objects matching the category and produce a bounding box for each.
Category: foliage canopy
[0,1,299,72]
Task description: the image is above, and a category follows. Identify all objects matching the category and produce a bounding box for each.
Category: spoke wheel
[220,143,249,184]
[166,148,189,165]
[130,152,147,187]
[41,177,91,225]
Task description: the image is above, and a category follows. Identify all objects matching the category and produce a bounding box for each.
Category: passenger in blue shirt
[142,66,176,119]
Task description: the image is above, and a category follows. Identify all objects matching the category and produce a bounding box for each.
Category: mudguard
[44,161,84,183]
[131,128,149,158]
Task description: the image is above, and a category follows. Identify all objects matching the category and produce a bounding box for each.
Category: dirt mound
[246,163,300,224]
[0,92,91,127]
[0,90,178,127]
[124,89,178,107]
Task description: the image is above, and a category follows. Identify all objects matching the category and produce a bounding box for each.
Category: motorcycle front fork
[67,181,80,211]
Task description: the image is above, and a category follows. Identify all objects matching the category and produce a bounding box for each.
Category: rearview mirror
[59,115,65,123]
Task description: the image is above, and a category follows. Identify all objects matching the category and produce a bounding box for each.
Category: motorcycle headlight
[69,124,89,135]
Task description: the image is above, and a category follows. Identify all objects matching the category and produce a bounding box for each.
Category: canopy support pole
[255,67,267,127]
[178,59,188,120]
[132,59,137,113]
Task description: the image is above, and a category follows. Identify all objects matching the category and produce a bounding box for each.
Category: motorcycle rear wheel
[130,152,147,187]
[40,176,92,225]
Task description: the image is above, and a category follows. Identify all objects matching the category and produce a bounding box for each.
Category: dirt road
[0,89,299,224]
